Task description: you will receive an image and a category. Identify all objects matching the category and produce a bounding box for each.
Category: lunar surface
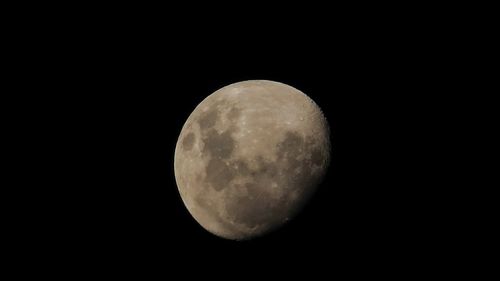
[174,80,330,240]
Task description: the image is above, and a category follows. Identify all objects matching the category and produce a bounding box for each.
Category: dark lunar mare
[185,99,328,234]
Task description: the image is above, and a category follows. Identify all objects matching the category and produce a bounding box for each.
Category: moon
[174,80,331,240]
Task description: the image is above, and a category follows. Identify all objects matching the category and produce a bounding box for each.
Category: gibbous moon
[174,80,330,240]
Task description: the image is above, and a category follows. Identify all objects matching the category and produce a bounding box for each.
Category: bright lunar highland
[174,80,330,240]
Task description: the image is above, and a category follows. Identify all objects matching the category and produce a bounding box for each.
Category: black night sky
[23,7,459,276]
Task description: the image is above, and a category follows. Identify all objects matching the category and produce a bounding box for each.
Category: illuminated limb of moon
[174,80,330,240]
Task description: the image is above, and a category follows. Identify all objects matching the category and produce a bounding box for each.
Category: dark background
[17,7,465,276]
[64,43,428,270]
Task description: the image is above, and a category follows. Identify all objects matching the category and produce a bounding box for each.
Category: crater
[311,147,324,166]
[199,109,219,130]
[232,159,251,175]
[254,156,278,179]
[204,158,251,192]
[226,182,284,228]
[275,131,316,190]
[202,128,235,159]
[182,132,195,151]
[276,131,303,160]
[206,157,236,191]
[194,194,243,235]
[227,107,241,121]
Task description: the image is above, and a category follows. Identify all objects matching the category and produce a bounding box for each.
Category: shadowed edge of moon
[176,82,330,239]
